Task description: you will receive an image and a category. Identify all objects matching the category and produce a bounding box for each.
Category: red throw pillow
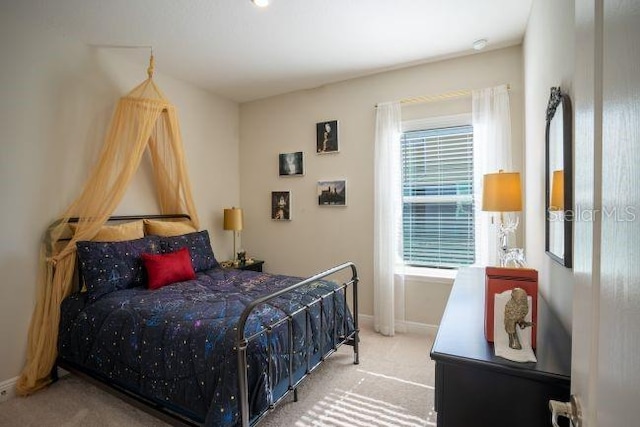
[142,247,196,290]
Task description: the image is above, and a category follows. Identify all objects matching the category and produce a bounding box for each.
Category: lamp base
[499,247,527,268]
[496,215,526,267]
[232,231,237,261]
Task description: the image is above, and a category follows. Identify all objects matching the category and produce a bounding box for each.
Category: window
[401,121,475,269]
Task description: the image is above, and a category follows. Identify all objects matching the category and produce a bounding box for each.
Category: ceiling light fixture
[473,38,488,51]
[252,0,269,7]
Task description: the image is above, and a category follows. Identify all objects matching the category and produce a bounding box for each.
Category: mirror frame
[545,87,573,268]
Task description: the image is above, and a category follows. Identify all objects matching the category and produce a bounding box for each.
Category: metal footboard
[235,262,359,427]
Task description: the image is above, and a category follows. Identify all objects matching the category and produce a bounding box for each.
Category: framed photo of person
[271,191,292,220]
[316,120,339,153]
[278,151,304,176]
[317,180,346,206]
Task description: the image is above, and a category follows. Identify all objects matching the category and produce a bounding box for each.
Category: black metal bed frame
[53,214,360,427]
[236,261,359,427]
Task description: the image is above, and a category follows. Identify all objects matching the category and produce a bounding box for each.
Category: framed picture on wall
[271,191,292,220]
[317,180,346,206]
[316,120,339,153]
[278,151,304,176]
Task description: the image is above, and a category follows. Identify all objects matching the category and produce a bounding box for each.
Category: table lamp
[550,170,564,211]
[482,170,523,267]
[223,207,243,261]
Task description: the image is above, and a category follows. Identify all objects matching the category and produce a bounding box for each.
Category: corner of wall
[522,0,575,333]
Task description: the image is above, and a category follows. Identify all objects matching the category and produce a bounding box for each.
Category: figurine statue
[503,248,527,268]
[504,287,534,350]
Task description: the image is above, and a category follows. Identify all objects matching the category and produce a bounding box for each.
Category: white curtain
[374,101,404,336]
[472,85,513,266]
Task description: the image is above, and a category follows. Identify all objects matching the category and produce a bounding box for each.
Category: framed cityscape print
[317,180,346,206]
[316,120,339,153]
[271,191,292,220]
[278,151,304,176]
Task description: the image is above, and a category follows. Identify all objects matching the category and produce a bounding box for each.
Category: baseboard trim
[358,313,374,328]
[0,376,18,403]
[358,314,438,336]
[397,320,439,336]
[0,369,71,403]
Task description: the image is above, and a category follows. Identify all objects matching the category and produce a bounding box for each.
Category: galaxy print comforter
[58,267,354,426]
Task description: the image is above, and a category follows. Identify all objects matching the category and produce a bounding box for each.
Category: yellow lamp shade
[482,171,522,212]
[550,170,564,211]
[223,207,243,231]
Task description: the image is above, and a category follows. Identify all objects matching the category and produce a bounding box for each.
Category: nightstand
[226,260,264,272]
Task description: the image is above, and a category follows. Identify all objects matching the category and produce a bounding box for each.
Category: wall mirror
[545,87,573,268]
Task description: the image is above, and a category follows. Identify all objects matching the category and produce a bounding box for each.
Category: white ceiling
[5,0,532,103]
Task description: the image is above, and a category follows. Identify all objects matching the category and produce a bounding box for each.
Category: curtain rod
[376,84,511,108]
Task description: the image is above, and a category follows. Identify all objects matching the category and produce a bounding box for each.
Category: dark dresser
[430,267,571,427]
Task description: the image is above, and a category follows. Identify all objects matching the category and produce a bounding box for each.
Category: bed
[54,215,359,427]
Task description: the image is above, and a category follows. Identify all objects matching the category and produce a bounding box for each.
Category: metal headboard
[53,214,193,293]
[64,213,192,224]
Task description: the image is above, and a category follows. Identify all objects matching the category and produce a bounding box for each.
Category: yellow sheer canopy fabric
[17,76,200,395]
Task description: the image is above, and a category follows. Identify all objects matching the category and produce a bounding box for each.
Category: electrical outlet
[0,382,16,403]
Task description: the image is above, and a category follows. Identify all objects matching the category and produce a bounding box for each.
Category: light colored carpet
[0,326,437,427]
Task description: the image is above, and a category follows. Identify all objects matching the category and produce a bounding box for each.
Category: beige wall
[0,11,239,383]
[239,46,524,326]
[523,0,575,332]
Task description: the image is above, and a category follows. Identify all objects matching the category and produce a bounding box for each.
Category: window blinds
[401,125,475,268]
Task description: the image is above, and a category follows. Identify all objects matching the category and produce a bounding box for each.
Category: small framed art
[316,120,339,153]
[271,191,292,220]
[279,152,304,176]
[317,180,346,206]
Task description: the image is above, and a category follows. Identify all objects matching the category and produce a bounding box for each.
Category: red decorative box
[485,267,538,348]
